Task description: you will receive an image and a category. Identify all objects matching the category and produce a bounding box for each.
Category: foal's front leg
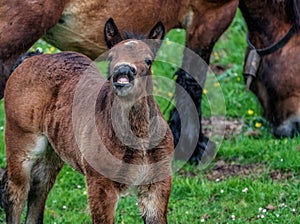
[84,164,121,224]
[137,176,172,224]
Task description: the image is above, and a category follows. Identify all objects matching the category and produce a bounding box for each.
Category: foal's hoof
[188,136,216,166]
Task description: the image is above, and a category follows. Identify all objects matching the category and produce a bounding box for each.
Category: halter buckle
[243,49,261,90]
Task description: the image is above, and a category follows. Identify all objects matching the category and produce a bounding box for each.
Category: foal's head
[104,18,164,100]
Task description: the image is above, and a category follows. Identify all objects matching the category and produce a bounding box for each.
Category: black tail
[9,50,43,75]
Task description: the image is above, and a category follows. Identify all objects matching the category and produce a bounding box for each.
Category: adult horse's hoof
[188,135,216,166]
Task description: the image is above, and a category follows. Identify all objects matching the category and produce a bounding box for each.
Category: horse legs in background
[170,68,209,165]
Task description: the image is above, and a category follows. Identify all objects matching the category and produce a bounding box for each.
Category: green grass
[0,10,300,223]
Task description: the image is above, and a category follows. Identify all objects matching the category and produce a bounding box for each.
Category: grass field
[0,11,299,223]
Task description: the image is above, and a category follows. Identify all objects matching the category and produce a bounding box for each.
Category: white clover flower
[242,187,248,193]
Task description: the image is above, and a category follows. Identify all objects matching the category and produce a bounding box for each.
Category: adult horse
[0,0,239,163]
[240,0,300,137]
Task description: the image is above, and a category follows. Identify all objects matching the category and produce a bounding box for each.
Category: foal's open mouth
[113,73,135,96]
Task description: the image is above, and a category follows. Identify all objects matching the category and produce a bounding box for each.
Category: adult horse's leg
[171,0,238,164]
[170,53,210,164]
[0,0,67,99]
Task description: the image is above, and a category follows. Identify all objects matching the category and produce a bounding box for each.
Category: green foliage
[0,10,299,223]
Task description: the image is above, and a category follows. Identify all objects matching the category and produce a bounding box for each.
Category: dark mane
[265,0,300,28]
[285,0,300,28]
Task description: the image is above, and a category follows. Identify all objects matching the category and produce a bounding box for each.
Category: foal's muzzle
[112,64,136,96]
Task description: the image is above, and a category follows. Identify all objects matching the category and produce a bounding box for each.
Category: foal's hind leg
[2,128,47,224]
[25,145,64,224]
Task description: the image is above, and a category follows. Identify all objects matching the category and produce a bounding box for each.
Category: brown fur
[240,0,300,137]
[1,20,173,224]
[0,0,238,164]
[0,0,238,97]
[0,0,69,98]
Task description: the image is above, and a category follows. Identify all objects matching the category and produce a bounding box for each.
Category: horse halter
[243,24,297,90]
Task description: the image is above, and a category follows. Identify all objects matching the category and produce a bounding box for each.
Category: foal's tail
[9,50,43,75]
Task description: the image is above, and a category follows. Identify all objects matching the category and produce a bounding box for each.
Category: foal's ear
[104,18,123,49]
[148,21,165,40]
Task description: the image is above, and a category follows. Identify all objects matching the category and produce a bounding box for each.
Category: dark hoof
[188,136,216,166]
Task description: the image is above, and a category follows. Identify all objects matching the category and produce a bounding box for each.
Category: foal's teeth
[117,77,129,84]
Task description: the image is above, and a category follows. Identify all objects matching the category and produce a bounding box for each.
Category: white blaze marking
[124,40,138,46]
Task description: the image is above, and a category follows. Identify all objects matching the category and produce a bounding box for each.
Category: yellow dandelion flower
[203,89,208,95]
[214,82,220,87]
[255,122,262,128]
[213,52,219,60]
[247,109,254,115]
[50,47,55,52]
[237,77,241,82]
[168,92,173,97]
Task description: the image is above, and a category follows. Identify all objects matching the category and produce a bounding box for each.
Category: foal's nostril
[130,66,136,75]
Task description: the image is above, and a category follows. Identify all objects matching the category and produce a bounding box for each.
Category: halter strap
[247,25,297,56]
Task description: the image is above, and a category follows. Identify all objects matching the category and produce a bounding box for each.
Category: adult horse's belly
[44,0,181,59]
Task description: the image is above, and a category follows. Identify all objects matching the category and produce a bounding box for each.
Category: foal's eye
[145,58,152,66]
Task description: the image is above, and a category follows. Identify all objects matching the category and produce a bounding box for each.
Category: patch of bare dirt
[202,116,244,139]
[205,160,296,182]
[178,160,297,182]
[209,64,229,75]
[205,160,264,181]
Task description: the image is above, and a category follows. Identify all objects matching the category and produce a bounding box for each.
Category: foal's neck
[119,96,151,139]
[240,0,292,48]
